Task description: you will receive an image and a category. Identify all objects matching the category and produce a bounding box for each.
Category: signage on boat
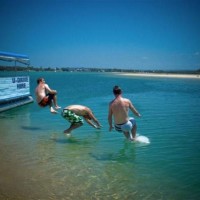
[0,76,31,102]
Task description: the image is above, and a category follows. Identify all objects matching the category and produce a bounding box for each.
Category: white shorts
[115,118,136,132]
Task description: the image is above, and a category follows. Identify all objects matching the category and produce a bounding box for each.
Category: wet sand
[116,72,200,79]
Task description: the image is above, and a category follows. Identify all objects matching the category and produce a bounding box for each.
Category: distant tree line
[0,65,200,74]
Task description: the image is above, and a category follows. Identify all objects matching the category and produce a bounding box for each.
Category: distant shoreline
[115,72,200,79]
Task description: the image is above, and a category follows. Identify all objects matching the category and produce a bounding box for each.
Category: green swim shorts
[61,109,84,124]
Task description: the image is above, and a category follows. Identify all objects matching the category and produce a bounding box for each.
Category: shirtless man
[61,105,102,133]
[35,77,61,114]
[108,86,141,141]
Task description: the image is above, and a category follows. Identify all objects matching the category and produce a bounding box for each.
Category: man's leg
[49,101,57,114]
[64,123,83,134]
[123,131,131,140]
[52,95,61,109]
[131,124,137,140]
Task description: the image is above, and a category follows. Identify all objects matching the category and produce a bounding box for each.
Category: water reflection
[21,125,43,131]
[90,141,136,163]
[50,131,101,146]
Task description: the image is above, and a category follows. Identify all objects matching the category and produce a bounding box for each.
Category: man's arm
[84,116,100,129]
[88,112,102,128]
[108,104,113,131]
[129,100,141,117]
[45,84,57,94]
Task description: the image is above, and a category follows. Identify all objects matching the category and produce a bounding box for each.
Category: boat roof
[0,51,30,65]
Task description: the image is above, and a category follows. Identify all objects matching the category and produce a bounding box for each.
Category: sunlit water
[0,72,200,199]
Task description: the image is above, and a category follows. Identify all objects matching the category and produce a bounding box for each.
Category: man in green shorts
[61,105,102,134]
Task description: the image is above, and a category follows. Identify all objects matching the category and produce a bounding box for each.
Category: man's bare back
[66,105,91,116]
[109,96,130,124]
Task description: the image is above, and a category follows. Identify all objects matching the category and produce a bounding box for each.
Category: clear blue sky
[0,0,200,70]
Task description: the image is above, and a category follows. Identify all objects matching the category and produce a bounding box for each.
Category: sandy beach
[116,72,200,79]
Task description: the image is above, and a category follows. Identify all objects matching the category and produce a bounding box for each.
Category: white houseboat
[0,51,33,112]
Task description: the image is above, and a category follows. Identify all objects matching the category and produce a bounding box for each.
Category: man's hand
[94,124,101,129]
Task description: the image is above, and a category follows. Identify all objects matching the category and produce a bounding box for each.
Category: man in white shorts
[108,86,141,141]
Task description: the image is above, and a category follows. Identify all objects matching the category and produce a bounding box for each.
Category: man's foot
[50,108,57,114]
[55,106,61,110]
[130,137,136,142]
[64,129,71,134]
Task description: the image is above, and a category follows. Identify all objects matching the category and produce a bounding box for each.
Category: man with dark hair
[35,77,61,114]
[108,86,141,141]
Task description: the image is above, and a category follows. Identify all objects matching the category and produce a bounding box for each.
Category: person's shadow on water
[89,141,136,163]
[50,130,102,146]
[21,125,43,131]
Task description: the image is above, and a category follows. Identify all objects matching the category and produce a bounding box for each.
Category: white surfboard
[135,135,150,144]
